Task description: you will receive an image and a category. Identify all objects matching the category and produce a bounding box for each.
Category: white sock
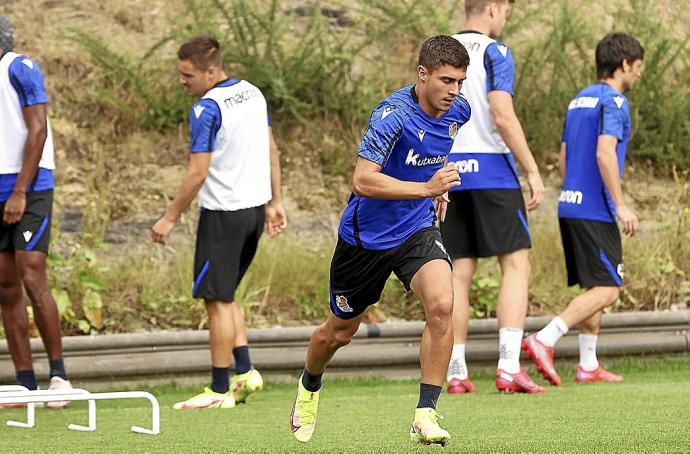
[497,328,523,374]
[447,344,468,380]
[536,316,569,347]
[579,334,599,371]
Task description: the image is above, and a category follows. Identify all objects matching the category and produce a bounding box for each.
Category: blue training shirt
[0,55,54,202]
[558,82,631,222]
[338,85,471,250]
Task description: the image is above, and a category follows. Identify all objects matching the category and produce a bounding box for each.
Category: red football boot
[0,403,27,410]
[521,333,562,386]
[447,377,476,394]
[576,366,624,383]
[496,368,547,394]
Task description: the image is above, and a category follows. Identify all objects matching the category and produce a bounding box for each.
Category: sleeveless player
[151,36,287,409]
[0,15,73,409]
[443,0,546,394]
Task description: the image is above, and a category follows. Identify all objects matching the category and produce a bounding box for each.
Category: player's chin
[439,98,454,109]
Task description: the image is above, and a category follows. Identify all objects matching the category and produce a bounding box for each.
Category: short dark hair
[418,35,470,73]
[596,32,644,78]
[177,36,223,70]
[465,0,515,17]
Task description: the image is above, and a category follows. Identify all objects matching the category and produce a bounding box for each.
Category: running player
[151,36,287,409]
[289,35,470,446]
[522,33,644,385]
[0,15,73,409]
[443,0,546,394]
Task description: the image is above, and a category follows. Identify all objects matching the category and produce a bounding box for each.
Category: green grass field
[2,357,689,453]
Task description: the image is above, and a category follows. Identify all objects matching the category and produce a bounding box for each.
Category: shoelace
[428,410,444,424]
[299,395,317,424]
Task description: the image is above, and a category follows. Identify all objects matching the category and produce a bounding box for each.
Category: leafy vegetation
[68,0,689,169]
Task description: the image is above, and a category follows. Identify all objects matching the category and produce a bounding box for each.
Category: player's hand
[3,191,26,225]
[151,216,176,244]
[616,204,639,236]
[434,193,449,222]
[425,164,460,197]
[526,170,545,212]
[265,200,288,238]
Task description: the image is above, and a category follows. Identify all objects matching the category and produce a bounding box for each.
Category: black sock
[17,370,37,391]
[210,367,230,394]
[301,368,323,392]
[233,346,251,375]
[49,358,68,380]
[417,383,442,409]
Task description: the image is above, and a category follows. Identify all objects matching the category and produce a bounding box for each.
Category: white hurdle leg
[67,398,97,432]
[0,385,35,428]
[0,388,94,431]
[0,390,160,435]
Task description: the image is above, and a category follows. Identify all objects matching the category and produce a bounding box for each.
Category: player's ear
[418,65,428,83]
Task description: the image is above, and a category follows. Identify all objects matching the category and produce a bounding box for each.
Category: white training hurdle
[0,385,35,428]
[0,388,160,435]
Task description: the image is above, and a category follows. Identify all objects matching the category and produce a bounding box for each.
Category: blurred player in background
[523,33,644,385]
[151,36,287,409]
[443,0,546,394]
[0,15,73,408]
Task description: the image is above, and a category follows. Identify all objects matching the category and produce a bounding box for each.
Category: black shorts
[560,218,623,288]
[440,189,531,258]
[193,205,265,302]
[0,190,53,253]
[329,226,451,319]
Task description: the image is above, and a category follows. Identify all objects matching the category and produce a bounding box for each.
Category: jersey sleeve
[483,42,515,95]
[189,99,222,153]
[357,103,406,166]
[455,95,472,127]
[8,56,49,108]
[598,96,628,142]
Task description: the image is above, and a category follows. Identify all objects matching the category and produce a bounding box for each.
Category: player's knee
[319,320,357,349]
[425,294,453,331]
[0,279,22,305]
[20,269,48,297]
[331,328,355,348]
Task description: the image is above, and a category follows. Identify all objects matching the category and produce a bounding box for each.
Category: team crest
[335,295,353,313]
[448,122,458,139]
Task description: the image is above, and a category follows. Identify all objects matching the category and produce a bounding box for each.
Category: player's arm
[558,142,566,179]
[488,90,544,211]
[3,104,48,225]
[152,100,217,244]
[265,127,288,237]
[352,157,459,200]
[484,43,544,211]
[151,152,211,244]
[596,135,639,236]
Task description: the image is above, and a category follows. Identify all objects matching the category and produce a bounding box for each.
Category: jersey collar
[212,78,241,89]
[456,29,485,35]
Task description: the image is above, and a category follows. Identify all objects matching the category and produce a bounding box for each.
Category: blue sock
[49,358,68,380]
[17,370,37,391]
[301,368,323,392]
[417,383,442,409]
[233,346,251,375]
[210,367,229,394]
